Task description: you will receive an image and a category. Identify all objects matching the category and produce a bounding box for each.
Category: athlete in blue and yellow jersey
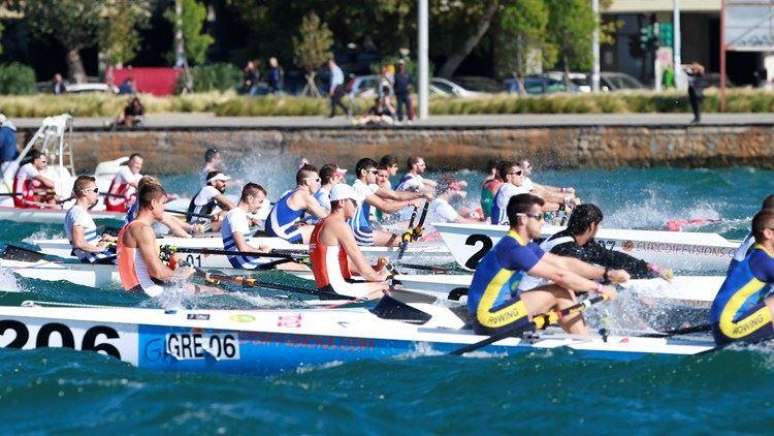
[711,209,774,346]
[468,193,625,336]
[728,194,773,274]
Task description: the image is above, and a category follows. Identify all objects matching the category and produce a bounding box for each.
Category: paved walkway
[11,112,774,130]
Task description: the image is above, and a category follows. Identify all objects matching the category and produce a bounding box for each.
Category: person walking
[393,60,413,122]
[267,57,284,94]
[328,59,350,118]
[686,63,705,124]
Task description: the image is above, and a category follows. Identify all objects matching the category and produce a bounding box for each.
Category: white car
[430,78,483,98]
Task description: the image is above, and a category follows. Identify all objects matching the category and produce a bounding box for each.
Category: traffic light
[639,24,660,52]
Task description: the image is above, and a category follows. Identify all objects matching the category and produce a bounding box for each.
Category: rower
[520,159,578,207]
[350,158,427,247]
[105,153,143,212]
[711,209,774,346]
[64,175,117,264]
[310,183,390,299]
[118,183,216,297]
[378,154,400,190]
[266,164,329,244]
[480,159,500,219]
[518,204,665,292]
[468,194,620,336]
[200,147,223,184]
[728,194,774,274]
[396,155,437,193]
[305,163,346,224]
[221,183,272,269]
[491,160,562,225]
[127,176,202,238]
[13,149,57,209]
[428,176,481,224]
[187,171,235,232]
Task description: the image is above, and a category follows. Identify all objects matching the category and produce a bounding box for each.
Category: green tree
[435,0,501,78]
[165,0,214,65]
[545,0,596,87]
[18,0,105,83]
[498,0,555,95]
[100,0,152,67]
[293,12,333,97]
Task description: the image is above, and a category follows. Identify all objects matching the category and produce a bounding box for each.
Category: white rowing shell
[434,222,739,272]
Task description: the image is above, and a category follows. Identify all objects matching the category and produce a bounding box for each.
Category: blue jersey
[711,246,774,336]
[305,187,330,224]
[266,189,305,243]
[467,230,544,329]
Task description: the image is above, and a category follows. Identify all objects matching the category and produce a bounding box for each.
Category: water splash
[0,267,22,293]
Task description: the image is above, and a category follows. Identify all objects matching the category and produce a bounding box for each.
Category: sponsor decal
[622,240,635,252]
[187,313,210,321]
[230,314,256,323]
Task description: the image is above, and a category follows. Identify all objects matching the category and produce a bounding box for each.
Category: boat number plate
[165,332,240,361]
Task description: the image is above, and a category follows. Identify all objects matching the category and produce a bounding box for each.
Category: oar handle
[164,209,213,220]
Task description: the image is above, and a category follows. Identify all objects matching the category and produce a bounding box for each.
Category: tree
[165,0,214,66]
[436,0,500,78]
[18,0,105,83]
[498,0,555,95]
[293,12,333,97]
[100,0,152,67]
[545,0,596,88]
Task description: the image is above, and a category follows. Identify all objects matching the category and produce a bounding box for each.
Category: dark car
[504,76,578,95]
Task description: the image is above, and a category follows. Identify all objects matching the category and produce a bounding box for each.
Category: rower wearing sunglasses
[265,164,330,244]
[490,161,563,225]
[64,175,117,264]
[469,193,622,336]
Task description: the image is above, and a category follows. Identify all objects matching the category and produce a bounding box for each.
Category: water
[0,166,772,433]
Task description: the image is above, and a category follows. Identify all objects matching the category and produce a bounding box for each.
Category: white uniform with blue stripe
[221,208,262,269]
[491,183,531,225]
[395,173,424,220]
[349,180,377,246]
[64,205,115,264]
[305,187,331,224]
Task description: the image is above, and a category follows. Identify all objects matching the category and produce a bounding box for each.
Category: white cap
[330,184,360,202]
[0,114,6,126]
[207,172,231,183]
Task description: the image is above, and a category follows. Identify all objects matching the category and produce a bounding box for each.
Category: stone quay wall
[18,124,774,174]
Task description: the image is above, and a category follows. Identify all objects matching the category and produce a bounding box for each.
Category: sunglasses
[520,213,543,221]
[368,170,378,174]
[81,187,99,194]
[509,171,523,176]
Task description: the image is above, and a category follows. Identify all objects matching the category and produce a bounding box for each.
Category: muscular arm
[160,213,193,238]
[366,194,416,214]
[214,194,236,211]
[541,252,606,282]
[131,225,175,280]
[556,240,654,279]
[34,174,55,189]
[334,222,382,281]
[71,226,104,252]
[375,187,425,201]
[302,191,330,219]
[527,255,604,294]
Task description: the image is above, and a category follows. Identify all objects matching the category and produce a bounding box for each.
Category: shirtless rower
[64,176,117,264]
[13,149,57,208]
[728,194,774,273]
[126,176,202,238]
[105,153,143,212]
[468,194,621,336]
[711,209,774,346]
[118,183,218,297]
[187,171,236,232]
[350,158,427,247]
[221,183,277,270]
[266,164,329,244]
[310,183,390,299]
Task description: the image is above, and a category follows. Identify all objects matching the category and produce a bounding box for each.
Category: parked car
[600,72,646,91]
[504,75,578,95]
[65,83,119,94]
[430,77,483,98]
[451,76,502,93]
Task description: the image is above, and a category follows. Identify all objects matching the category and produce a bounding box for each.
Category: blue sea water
[0,166,772,434]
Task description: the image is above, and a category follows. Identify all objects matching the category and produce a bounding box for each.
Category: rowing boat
[0,303,716,375]
[32,236,454,266]
[434,222,739,272]
[290,271,721,307]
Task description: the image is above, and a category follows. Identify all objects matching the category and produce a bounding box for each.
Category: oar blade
[1,244,47,262]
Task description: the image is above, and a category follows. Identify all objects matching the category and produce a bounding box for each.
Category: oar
[1,244,61,263]
[397,200,430,260]
[164,209,214,220]
[449,294,608,356]
[396,205,419,259]
[393,262,456,273]
[160,245,307,261]
[640,323,712,338]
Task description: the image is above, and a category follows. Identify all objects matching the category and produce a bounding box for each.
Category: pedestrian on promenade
[328,59,350,118]
[267,57,284,94]
[0,114,19,177]
[52,74,66,95]
[242,61,260,96]
[393,60,413,122]
[685,63,705,124]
